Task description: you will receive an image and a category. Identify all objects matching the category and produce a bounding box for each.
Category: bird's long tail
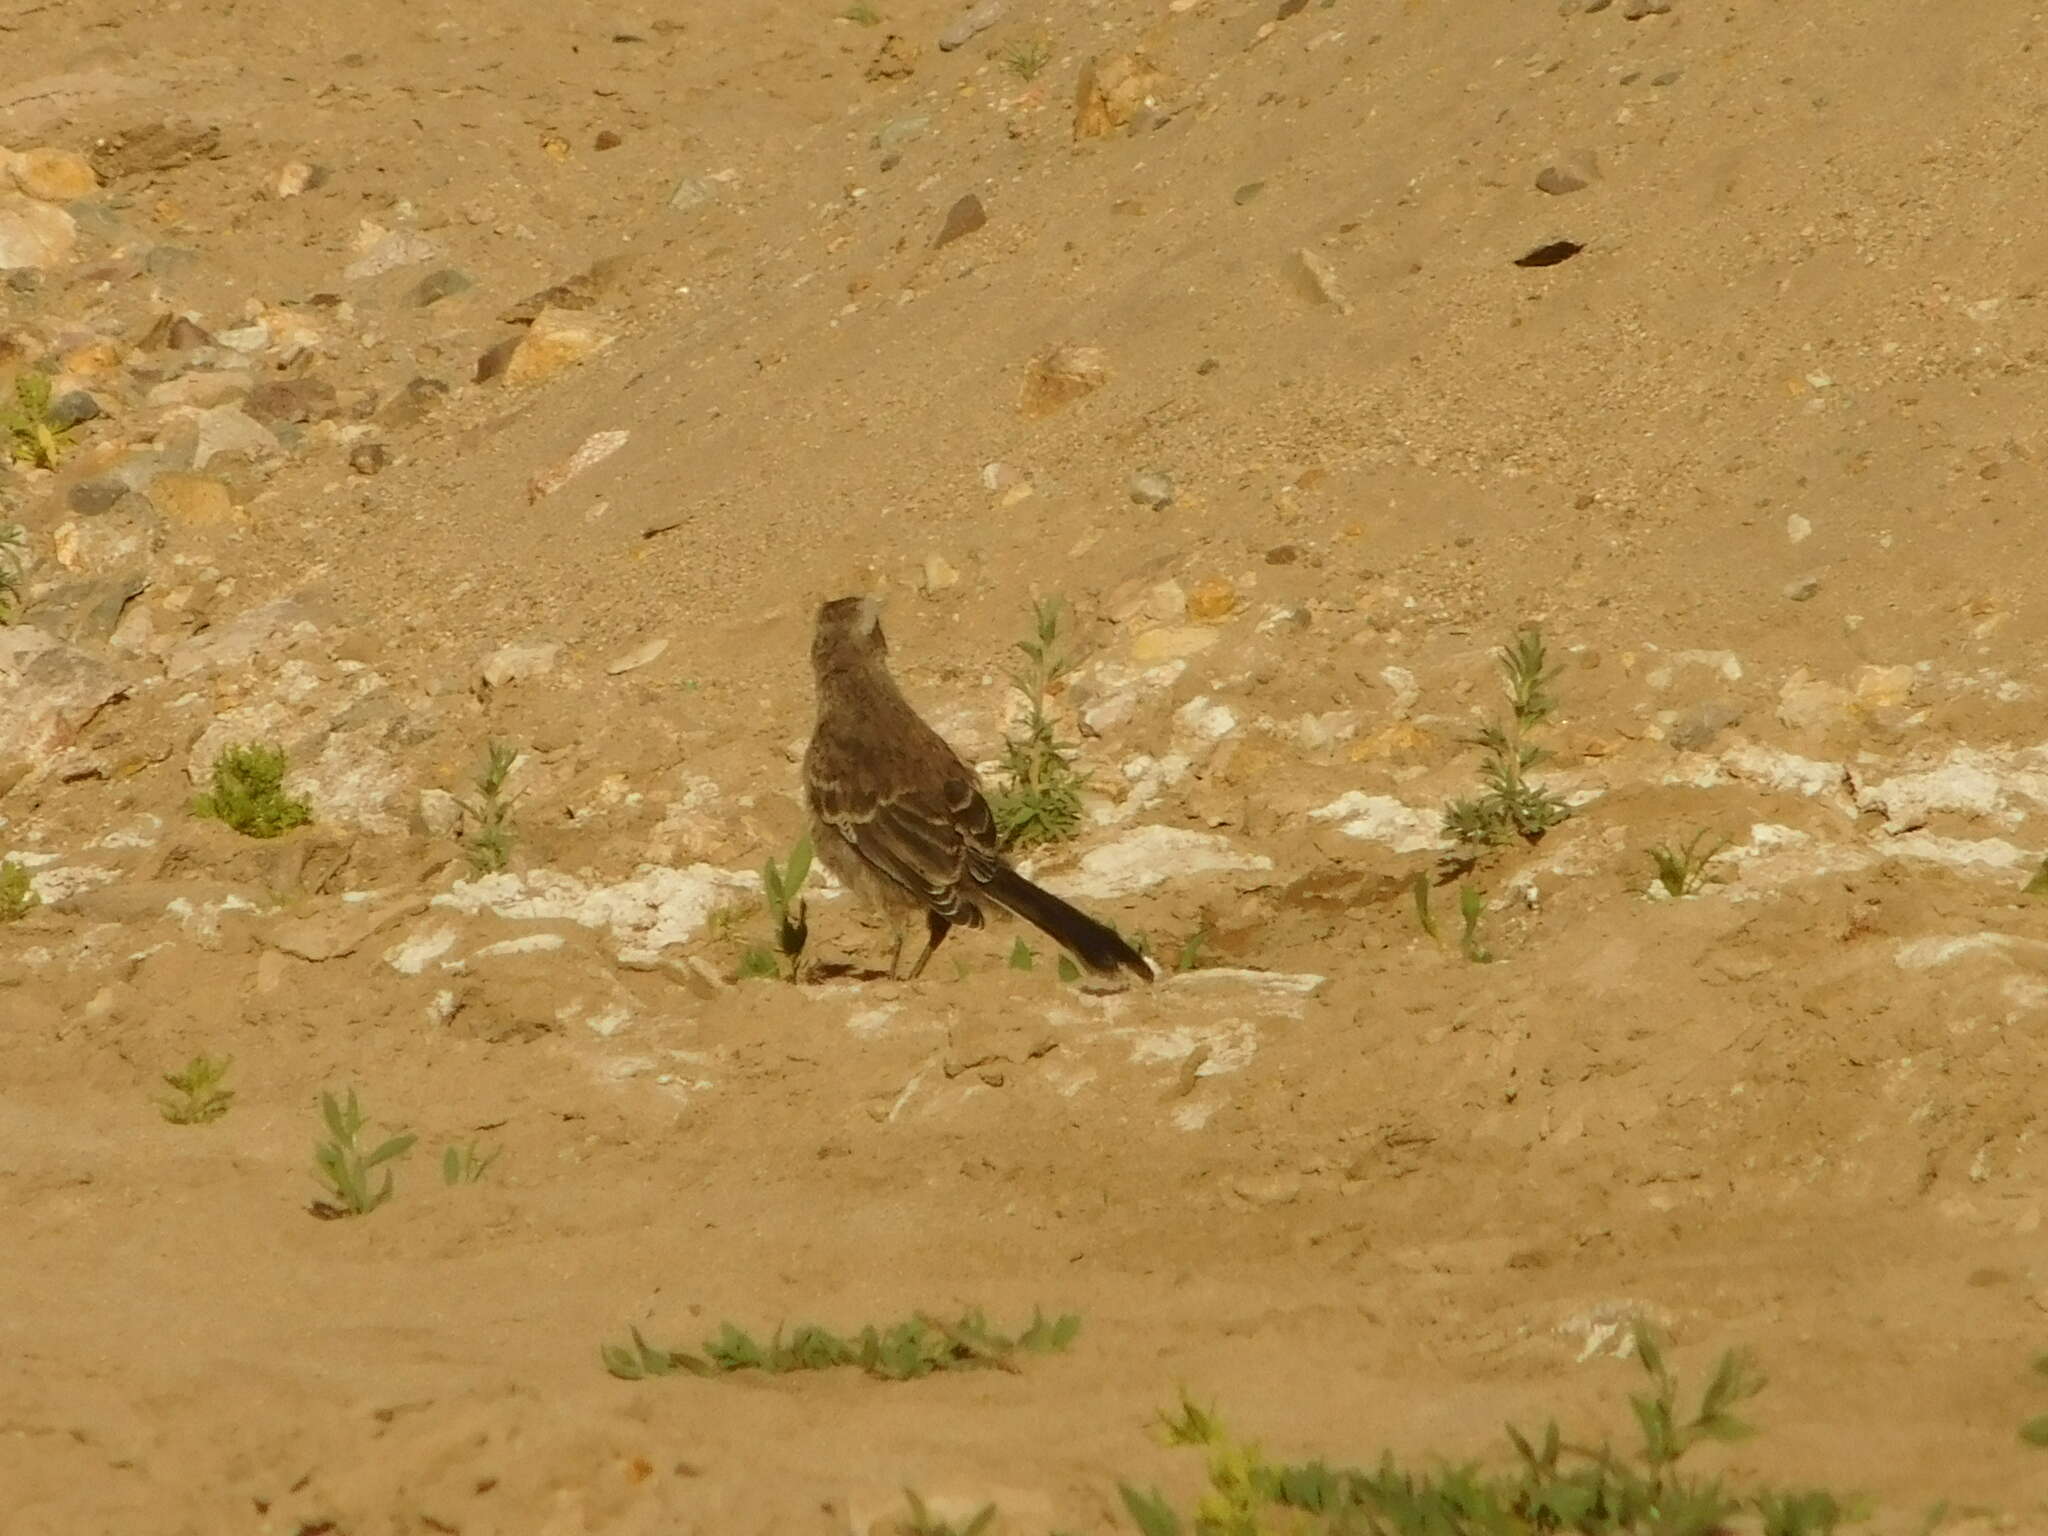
[979,862,1154,982]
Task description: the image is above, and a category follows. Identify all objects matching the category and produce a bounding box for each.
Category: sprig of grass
[1458,885,1494,964]
[1648,830,1731,899]
[1443,627,1570,849]
[157,1054,234,1124]
[990,597,1087,850]
[1,372,75,469]
[841,0,881,23]
[457,740,520,875]
[310,1088,417,1218]
[1411,873,1438,941]
[742,832,813,981]
[0,857,38,922]
[0,522,26,622]
[1118,1324,1866,1535]
[898,1491,997,1536]
[2024,858,2048,898]
[602,1307,1079,1382]
[1000,37,1053,81]
[191,743,312,839]
[441,1140,500,1185]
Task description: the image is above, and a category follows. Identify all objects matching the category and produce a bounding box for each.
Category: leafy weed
[1443,627,1570,850]
[457,740,520,875]
[1649,830,1731,899]
[157,1054,234,1125]
[603,1307,1080,1383]
[0,857,39,922]
[310,1088,417,1218]
[989,597,1087,850]
[191,742,312,839]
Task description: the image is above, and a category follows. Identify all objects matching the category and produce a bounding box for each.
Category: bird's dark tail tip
[980,862,1155,983]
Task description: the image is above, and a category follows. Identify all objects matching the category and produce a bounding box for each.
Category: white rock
[480,639,563,688]
[1172,695,1237,745]
[343,226,441,281]
[190,403,281,469]
[605,636,668,675]
[1719,744,1846,802]
[1308,790,1444,853]
[0,193,76,269]
[1044,825,1273,900]
[431,863,762,956]
[384,926,459,975]
[1853,750,2018,833]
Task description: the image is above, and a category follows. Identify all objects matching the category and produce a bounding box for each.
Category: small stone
[474,336,521,384]
[528,429,630,501]
[1622,0,1671,14]
[7,148,100,203]
[1234,1173,1302,1207]
[275,161,317,198]
[0,194,77,269]
[416,789,464,839]
[140,312,216,351]
[376,375,450,430]
[873,116,931,153]
[937,0,1004,50]
[866,34,920,82]
[1783,575,1820,602]
[1132,625,1219,664]
[1666,701,1742,752]
[146,371,252,409]
[505,307,615,385]
[1073,52,1172,141]
[499,255,633,324]
[1187,578,1238,622]
[1786,513,1813,543]
[245,376,338,425]
[190,404,280,470]
[1018,343,1107,417]
[1535,164,1589,195]
[348,442,391,476]
[1232,181,1266,205]
[593,130,623,151]
[67,479,129,516]
[933,192,987,249]
[1264,544,1298,565]
[1290,247,1352,312]
[343,227,441,282]
[148,472,239,528]
[606,637,669,675]
[88,122,221,181]
[1140,580,1187,622]
[921,554,961,593]
[408,267,474,307]
[45,391,100,431]
[481,639,563,689]
[668,177,715,214]
[1128,470,1174,507]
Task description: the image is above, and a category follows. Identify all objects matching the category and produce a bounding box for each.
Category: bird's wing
[810,758,993,921]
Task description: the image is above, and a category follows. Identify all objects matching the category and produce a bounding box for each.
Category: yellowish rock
[7,147,98,203]
[1187,577,1238,623]
[149,473,240,528]
[60,338,125,377]
[1852,664,1915,711]
[1131,625,1218,664]
[505,306,615,386]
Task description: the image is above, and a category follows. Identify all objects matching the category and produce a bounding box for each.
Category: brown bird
[802,594,1153,984]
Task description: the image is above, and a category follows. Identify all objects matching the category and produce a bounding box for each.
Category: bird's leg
[904,911,951,980]
[886,921,907,980]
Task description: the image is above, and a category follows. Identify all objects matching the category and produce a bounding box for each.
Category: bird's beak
[855,594,885,637]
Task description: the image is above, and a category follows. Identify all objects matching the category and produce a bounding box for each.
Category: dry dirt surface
[5,0,2048,1531]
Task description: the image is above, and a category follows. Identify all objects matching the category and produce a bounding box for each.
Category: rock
[1290,247,1352,312]
[59,338,124,377]
[145,371,252,409]
[1187,578,1238,622]
[528,429,630,500]
[1666,701,1742,751]
[0,635,130,767]
[147,472,239,529]
[505,306,615,386]
[416,788,464,839]
[0,194,77,269]
[1535,164,1589,195]
[1019,343,1107,417]
[481,639,563,689]
[874,116,931,153]
[376,375,450,430]
[1128,470,1174,507]
[499,256,632,323]
[6,147,99,202]
[1623,0,1671,14]
[1235,1173,1302,1207]
[1786,512,1813,543]
[474,336,521,384]
[1131,625,1219,664]
[920,554,961,594]
[87,121,222,180]
[45,390,100,430]
[348,442,390,476]
[605,637,669,675]
[866,34,920,82]
[937,0,1005,50]
[138,312,215,351]
[1308,791,1444,853]
[261,895,427,962]
[1232,181,1266,205]
[31,572,147,646]
[1783,575,1821,602]
[165,597,325,681]
[244,376,338,425]
[190,404,280,469]
[933,192,987,248]
[343,225,440,282]
[668,176,715,214]
[1051,825,1273,900]
[67,479,128,515]
[275,161,316,198]
[1073,53,1174,140]
[408,267,473,307]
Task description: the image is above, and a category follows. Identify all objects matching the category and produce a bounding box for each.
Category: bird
[802,594,1154,984]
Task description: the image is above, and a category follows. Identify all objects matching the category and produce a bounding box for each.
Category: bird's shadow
[801,960,897,984]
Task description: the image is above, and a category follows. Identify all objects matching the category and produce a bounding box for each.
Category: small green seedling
[191,742,312,839]
[1411,872,1439,942]
[1,373,75,469]
[457,740,520,875]
[1000,38,1053,81]
[1009,936,1036,971]
[0,858,38,922]
[1173,925,1214,973]
[990,597,1087,850]
[311,1088,417,1218]
[1443,626,1570,849]
[898,1491,996,1536]
[1458,885,1494,964]
[749,832,812,981]
[603,1306,1079,1383]
[441,1140,500,1185]
[0,522,26,622]
[1056,954,1080,984]
[841,1,880,23]
[2025,858,2048,898]
[157,1054,234,1125]
[1649,830,1731,899]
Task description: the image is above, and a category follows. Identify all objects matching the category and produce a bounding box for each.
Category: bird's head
[812,593,888,670]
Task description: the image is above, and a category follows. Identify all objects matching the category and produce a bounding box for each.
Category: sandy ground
[5,0,2048,1531]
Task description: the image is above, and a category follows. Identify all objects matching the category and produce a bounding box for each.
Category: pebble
[668,177,715,214]
[1128,470,1174,507]
[245,377,338,425]
[933,192,987,248]
[1623,0,1671,14]
[45,391,101,431]
[1132,625,1220,664]
[1018,343,1107,417]
[1535,164,1589,195]
[6,148,99,203]
[1290,247,1352,312]
[190,404,280,470]
[146,372,252,409]
[0,195,77,269]
[1786,513,1812,543]
[275,161,317,198]
[343,227,441,282]
[1187,577,1238,622]
[348,442,391,476]
[408,267,474,307]
[481,640,563,688]
[937,0,1004,50]
[148,472,239,528]
[921,553,961,593]
[605,637,669,675]
[67,479,129,516]
[866,34,920,82]
[1783,575,1821,602]
[1232,181,1266,205]
[505,307,615,386]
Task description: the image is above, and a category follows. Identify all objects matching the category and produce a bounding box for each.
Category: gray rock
[245,376,338,425]
[937,0,1004,50]
[933,192,987,248]
[1783,575,1821,602]
[375,376,450,430]
[67,479,129,516]
[1128,470,1175,508]
[46,391,100,431]
[190,404,280,470]
[1623,0,1671,13]
[30,571,147,645]
[1666,701,1743,752]
[1535,164,1589,195]
[480,639,562,689]
[408,267,474,307]
[873,116,931,152]
[348,442,391,476]
[416,788,464,839]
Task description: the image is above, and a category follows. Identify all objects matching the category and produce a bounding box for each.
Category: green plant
[1173,924,1215,973]
[0,858,38,922]
[310,1088,417,1218]
[1649,830,1731,899]
[1458,885,1494,964]
[841,0,881,23]
[989,597,1087,850]
[157,1054,234,1125]
[1443,627,1570,849]
[441,1140,500,1185]
[744,833,812,981]
[2025,857,2048,898]
[602,1307,1079,1382]
[1001,37,1053,81]
[0,522,25,622]
[1410,872,1439,941]
[1009,936,1037,970]
[190,742,312,839]
[1,372,75,469]
[897,1491,996,1536]
[1118,1324,1867,1536]
[457,740,520,875]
